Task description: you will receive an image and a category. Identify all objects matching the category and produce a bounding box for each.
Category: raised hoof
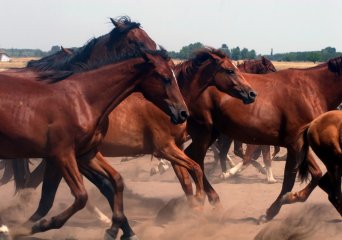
[121,235,139,240]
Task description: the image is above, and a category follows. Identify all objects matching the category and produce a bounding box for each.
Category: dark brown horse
[297,110,342,217]
[2,47,258,213]
[0,19,189,240]
[172,56,342,220]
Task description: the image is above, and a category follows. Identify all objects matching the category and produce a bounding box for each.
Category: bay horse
[172,56,342,220]
[1,47,258,217]
[0,48,187,239]
[298,110,342,217]
[215,57,280,183]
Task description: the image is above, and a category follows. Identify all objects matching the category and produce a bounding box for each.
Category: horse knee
[75,191,88,210]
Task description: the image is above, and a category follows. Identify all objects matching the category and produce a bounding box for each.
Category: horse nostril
[249,91,257,99]
[180,110,189,120]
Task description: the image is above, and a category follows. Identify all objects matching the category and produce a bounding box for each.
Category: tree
[178,42,204,59]
[246,49,256,59]
[220,43,230,57]
[240,48,249,59]
[230,47,241,60]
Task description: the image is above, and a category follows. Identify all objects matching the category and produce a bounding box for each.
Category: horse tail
[298,124,311,182]
[0,160,14,186]
[12,159,31,193]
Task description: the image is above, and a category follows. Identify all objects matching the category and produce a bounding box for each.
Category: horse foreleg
[30,153,88,235]
[184,135,222,208]
[265,149,298,221]
[81,152,136,240]
[157,143,205,205]
[327,165,342,216]
[261,146,277,183]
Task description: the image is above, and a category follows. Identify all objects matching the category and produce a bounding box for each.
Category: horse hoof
[257,215,268,225]
[104,231,116,240]
[220,172,231,180]
[121,234,139,240]
[0,225,11,240]
[267,179,278,184]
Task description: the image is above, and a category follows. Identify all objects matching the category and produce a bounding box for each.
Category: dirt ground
[0,147,341,240]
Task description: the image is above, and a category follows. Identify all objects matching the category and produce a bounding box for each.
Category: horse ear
[207,52,223,64]
[61,46,73,55]
[110,17,122,28]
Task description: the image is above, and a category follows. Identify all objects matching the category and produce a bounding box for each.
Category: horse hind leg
[30,153,88,235]
[261,146,277,183]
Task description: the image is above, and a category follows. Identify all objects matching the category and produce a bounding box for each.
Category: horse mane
[328,56,342,75]
[176,47,227,88]
[29,16,143,80]
[107,16,141,49]
[38,48,170,83]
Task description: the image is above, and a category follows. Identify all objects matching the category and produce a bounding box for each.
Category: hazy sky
[0,0,341,55]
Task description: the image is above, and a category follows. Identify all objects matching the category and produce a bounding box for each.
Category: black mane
[328,56,342,75]
[29,16,144,81]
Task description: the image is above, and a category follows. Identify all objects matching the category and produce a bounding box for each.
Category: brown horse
[297,110,342,217]
[172,56,342,220]
[0,37,188,240]
[2,47,257,214]
[212,57,280,183]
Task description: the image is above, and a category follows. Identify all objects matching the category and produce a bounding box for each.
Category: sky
[0,0,341,55]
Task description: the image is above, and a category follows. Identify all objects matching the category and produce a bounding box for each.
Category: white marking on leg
[266,166,277,183]
[0,225,9,233]
[228,162,243,175]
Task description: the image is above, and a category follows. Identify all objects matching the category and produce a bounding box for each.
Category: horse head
[194,48,257,104]
[135,48,189,124]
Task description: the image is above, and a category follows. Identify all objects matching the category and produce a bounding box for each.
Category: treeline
[2,46,61,57]
[168,42,256,60]
[3,44,341,63]
[265,47,341,62]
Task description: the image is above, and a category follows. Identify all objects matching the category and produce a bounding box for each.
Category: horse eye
[163,77,172,85]
[225,69,235,74]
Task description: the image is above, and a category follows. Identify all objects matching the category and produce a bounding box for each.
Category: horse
[297,110,342,217]
[1,47,258,216]
[171,56,342,220]
[0,19,189,240]
[214,57,280,183]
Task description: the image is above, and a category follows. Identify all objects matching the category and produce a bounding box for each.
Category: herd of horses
[0,16,341,239]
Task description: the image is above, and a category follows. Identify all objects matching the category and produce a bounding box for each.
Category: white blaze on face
[172,70,179,86]
[0,225,9,233]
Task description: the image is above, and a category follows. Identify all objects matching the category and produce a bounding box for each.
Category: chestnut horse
[0,48,187,239]
[1,47,257,213]
[173,56,342,220]
[298,110,342,217]
[215,57,280,183]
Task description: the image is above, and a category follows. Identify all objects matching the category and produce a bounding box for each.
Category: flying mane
[27,16,143,79]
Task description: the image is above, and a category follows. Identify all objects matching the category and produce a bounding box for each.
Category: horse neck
[177,62,214,105]
[68,59,145,126]
[306,66,342,111]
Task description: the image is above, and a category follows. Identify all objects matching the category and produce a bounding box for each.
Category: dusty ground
[0,147,341,240]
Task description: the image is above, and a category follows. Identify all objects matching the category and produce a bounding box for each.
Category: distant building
[0,50,11,62]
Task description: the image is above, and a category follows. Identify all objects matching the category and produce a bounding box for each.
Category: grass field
[0,57,319,72]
